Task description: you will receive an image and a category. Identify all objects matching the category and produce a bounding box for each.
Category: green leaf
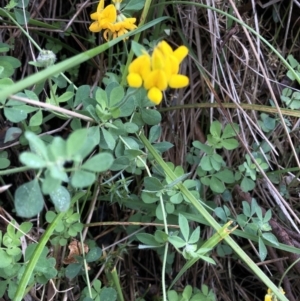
[136,233,161,247]
[71,170,95,188]
[0,157,10,169]
[86,247,102,262]
[4,107,27,122]
[154,230,168,243]
[130,40,147,56]
[101,128,116,150]
[25,131,48,159]
[170,192,183,204]
[141,191,158,204]
[262,233,279,246]
[200,156,212,171]
[95,87,108,108]
[221,138,239,150]
[167,291,178,301]
[210,176,225,193]
[0,249,12,268]
[81,152,113,172]
[99,287,117,301]
[65,263,82,279]
[240,177,255,192]
[144,176,164,191]
[179,214,190,242]
[66,128,88,158]
[49,166,68,182]
[57,91,74,103]
[49,185,71,212]
[19,152,47,168]
[214,207,227,222]
[124,122,139,133]
[168,235,186,248]
[258,236,267,261]
[193,140,213,154]
[14,179,44,218]
[182,285,193,300]
[0,42,10,52]
[149,125,161,143]
[264,209,272,223]
[222,123,239,138]
[214,169,235,183]
[75,85,90,106]
[287,54,298,68]
[0,78,14,104]
[141,108,161,125]
[19,222,33,236]
[189,227,200,244]
[29,109,43,126]
[14,8,30,25]
[242,201,251,217]
[210,156,222,171]
[210,121,222,137]
[153,141,173,153]
[45,211,56,223]
[0,280,7,298]
[110,156,130,170]
[124,0,146,11]
[48,136,66,161]
[109,86,124,107]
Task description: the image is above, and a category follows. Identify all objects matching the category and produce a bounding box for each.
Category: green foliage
[237,199,279,261]
[0,221,32,298]
[207,121,239,150]
[16,128,114,216]
[46,209,83,246]
[237,153,268,192]
[80,280,117,301]
[168,284,216,301]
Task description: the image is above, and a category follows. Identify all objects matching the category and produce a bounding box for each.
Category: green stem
[13,211,64,301]
[0,166,31,176]
[159,102,300,118]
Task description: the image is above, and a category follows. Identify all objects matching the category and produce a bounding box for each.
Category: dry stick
[9,94,94,122]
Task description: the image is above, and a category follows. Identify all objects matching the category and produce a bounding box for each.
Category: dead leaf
[63,239,89,264]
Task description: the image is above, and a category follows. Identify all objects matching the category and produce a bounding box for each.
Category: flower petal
[173,46,189,63]
[97,0,105,12]
[99,4,117,26]
[144,70,168,91]
[151,47,165,70]
[158,40,173,56]
[148,87,163,105]
[127,73,143,88]
[89,21,101,32]
[128,55,151,80]
[169,74,189,88]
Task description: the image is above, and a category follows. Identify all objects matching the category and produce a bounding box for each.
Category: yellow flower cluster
[127,41,189,105]
[264,287,285,301]
[89,0,137,40]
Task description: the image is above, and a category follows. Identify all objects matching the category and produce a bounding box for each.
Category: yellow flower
[127,40,189,104]
[110,18,137,39]
[89,2,117,33]
[127,54,151,87]
[89,0,137,40]
[264,288,285,301]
